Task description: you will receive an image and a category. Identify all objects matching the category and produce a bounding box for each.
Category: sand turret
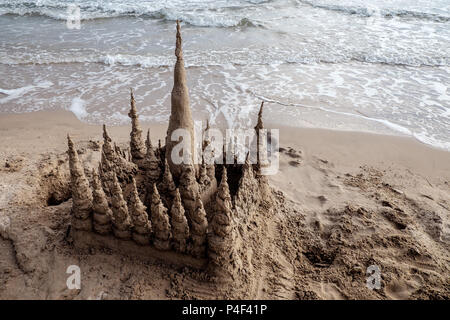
[129,178,151,245]
[150,184,172,250]
[158,158,177,207]
[99,151,115,198]
[215,167,233,227]
[198,161,210,191]
[91,168,112,235]
[191,196,208,258]
[110,173,132,239]
[170,188,190,253]
[179,164,199,215]
[253,102,272,199]
[128,88,146,165]
[102,125,137,189]
[156,139,163,160]
[68,135,93,231]
[254,101,267,169]
[143,129,161,205]
[208,167,240,277]
[255,101,264,131]
[165,20,196,179]
[202,119,210,151]
[143,130,161,181]
[239,153,256,191]
[102,125,116,163]
[202,120,216,181]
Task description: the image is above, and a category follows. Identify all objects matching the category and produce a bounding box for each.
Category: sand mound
[0,141,449,299]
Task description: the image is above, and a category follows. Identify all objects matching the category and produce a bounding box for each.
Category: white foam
[0,81,53,104]
[69,97,88,120]
[413,131,450,151]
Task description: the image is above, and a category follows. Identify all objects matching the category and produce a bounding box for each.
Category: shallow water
[0,0,449,150]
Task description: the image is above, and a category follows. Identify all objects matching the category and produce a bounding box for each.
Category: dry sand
[0,110,449,300]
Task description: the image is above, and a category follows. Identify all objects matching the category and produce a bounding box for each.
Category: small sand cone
[254,101,268,170]
[156,139,163,159]
[215,167,233,229]
[170,188,190,253]
[110,173,132,239]
[102,125,137,191]
[179,163,200,216]
[99,151,115,198]
[253,101,272,200]
[114,143,121,156]
[255,101,264,131]
[128,88,146,165]
[241,152,255,186]
[158,158,177,208]
[91,168,112,235]
[202,119,210,151]
[202,120,216,181]
[102,125,116,163]
[129,178,151,245]
[198,160,211,193]
[143,129,162,205]
[234,153,259,223]
[68,135,93,231]
[150,184,172,251]
[191,196,208,258]
[208,167,240,278]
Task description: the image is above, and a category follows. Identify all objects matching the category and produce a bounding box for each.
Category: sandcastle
[67,21,272,279]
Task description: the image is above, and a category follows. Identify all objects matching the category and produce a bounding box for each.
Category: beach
[0,110,449,299]
[0,0,449,301]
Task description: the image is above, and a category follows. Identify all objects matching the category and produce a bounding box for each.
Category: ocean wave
[1,51,448,68]
[149,11,261,28]
[0,80,53,103]
[255,94,450,151]
[297,0,450,23]
[0,0,264,27]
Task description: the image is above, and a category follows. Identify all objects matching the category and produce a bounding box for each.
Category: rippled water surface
[0,0,449,149]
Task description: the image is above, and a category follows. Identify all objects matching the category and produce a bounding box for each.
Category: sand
[0,110,449,300]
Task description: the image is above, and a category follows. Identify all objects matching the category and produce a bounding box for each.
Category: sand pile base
[0,113,449,300]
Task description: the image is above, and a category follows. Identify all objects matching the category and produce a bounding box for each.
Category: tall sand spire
[68,135,93,231]
[166,20,196,179]
[254,101,265,167]
[255,101,264,131]
[128,88,146,164]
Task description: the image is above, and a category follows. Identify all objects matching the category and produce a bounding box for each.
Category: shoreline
[1,109,449,188]
[1,109,449,152]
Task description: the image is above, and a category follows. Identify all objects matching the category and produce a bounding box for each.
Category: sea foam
[69,97,88,120]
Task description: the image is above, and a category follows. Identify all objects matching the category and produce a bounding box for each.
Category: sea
[0,0,449,150]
